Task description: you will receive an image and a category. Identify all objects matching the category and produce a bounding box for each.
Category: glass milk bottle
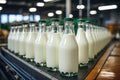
[19,23,28,58]
[8,27,13,50]
[34,20,47,66]
[25,22,36,62]
[59,18,78,77]
[46,18,61,71]
[76,19,89,67]
[85,21,94,61]
[11,26,17,52]
[14,24,22,55]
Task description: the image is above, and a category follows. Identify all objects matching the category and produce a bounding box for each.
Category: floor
[86,41,120,80]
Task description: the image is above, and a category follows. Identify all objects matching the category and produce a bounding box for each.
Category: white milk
[59,34,78,73]
[11,27,16,52]
[19,31,27,56]
[34,32,47,63]
[76,28,89,64]
[85,29,94,60]
[46,33,61,68]
[25,32,36,58]
[14,28,20,53]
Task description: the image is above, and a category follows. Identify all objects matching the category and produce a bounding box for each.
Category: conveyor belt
[0,42,112,80]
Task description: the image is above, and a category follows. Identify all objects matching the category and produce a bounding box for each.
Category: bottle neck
[29,23,35,32]
[39,23,46,33]
[13,27,17,33]
[46,26,51,33]
[64,21,74,34]
[51,21,59,33]
[23,27,27,32]
[22,24,28,32]
[85,23,90,31]
[91,24,95,32]
[17,26,22,33]
[78,22,86,31]
[16,27,20,33]
[10,27,13,32]
[29,27,35,32]
[58,25,63,33]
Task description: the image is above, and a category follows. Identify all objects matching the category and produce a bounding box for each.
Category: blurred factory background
[0,0,120,39]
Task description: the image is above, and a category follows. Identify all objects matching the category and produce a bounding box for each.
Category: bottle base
[35,62,46,67]
[19,55,25,59]
[14,52,19,56]
[89,58,94,62]
[10,51,14,53]
[94,55,97,58]
[79,63,88,68]
[25,58,34,62]
[60,72,77,77]
[47,67,58,72]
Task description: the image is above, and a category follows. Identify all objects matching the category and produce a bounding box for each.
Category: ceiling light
[90,10,97,15]
[98,5,118,11]
[69,14,73,18]
[36,2,44,7]
[55,10,62,15]
[77,5,85,9]
[44,0,59,2]
[0,0,6,4]
[0,6,3,10]
[44,0,53,2]
[48,12,54,17]
[29,7,37,12]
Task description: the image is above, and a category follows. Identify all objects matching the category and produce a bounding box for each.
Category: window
[16,15,23,22]
[34,15,40,21]
[1,14,8,23]
[9,14,16,23]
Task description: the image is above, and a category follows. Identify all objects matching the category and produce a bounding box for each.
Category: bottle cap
[77,18,85,22]
[39,20,46,23]
[59,20,64,25]
[50,18,59,22]
[85,19,91,23]
[46,20,51,26]
[64,18,73,21]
